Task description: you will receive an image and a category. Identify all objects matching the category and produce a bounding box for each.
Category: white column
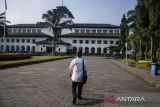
[101,48,103,54]
[95,48,97,54]
[89,47,91,53]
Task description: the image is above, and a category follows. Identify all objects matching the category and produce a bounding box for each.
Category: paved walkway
[109,59,160,89]
[0,57,160,107]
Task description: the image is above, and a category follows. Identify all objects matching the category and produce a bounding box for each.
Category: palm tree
[0,12,10,52]
[42,8,73,55]
[0,12,6,35]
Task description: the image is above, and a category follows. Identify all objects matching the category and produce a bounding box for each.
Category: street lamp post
[52,40,54,55]
[125,42,128,59]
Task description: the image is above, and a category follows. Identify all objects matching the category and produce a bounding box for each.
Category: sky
[0,0,137,25]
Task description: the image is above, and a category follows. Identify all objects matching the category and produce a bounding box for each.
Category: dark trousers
[72,81,83,99]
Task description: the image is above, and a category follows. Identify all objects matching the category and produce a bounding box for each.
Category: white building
[0,6,120,55]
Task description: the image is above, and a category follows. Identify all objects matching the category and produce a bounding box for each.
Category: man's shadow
[76,97,104,106]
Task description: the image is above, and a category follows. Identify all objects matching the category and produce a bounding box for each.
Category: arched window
[73,47,77,54]
[16,46,20,52]
[11,45,15,52]
[21,46,25,52]
[103,48,107,54]
[97,47,101,55]
[79,47,83,53]
[85,47,89,54]
[32,46,35,52]
[1,45,3,51]
[6,45,10,52]
[91,47,95,55]
[26,46,30,52]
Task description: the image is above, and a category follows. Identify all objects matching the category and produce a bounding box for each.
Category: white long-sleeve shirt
[69,57,87,82]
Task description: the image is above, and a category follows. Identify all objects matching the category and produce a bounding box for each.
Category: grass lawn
[0,56,64,65]
[118,59,160,74]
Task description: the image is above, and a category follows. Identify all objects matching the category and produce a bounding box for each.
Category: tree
[135,0,150,59]
[0,12,9,52]
[42,8,73,55]
[125,0,160,60]
[109,46,121,55]
[0,12,6,35]
[147,0,160,60]
[119,14,129,57]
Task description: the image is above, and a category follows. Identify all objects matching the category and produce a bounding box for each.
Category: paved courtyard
[0,57,160,107]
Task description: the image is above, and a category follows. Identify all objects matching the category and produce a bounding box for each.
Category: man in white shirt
[69,51,87,104]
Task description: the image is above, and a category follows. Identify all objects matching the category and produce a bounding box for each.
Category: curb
[108,59,160,89]
[0,56,73,70]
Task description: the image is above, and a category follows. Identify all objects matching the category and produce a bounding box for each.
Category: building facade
[0,6,120,55]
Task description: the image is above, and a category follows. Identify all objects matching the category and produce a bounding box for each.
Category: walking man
[69,51,87,104]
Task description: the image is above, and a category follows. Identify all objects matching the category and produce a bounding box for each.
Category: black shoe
[78,96,83,100]
[72,97,76,104]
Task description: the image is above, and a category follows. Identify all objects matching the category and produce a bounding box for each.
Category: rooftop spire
[62,0,63,6]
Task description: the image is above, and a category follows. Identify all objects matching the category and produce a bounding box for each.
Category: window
[92,30,96,33]
[75,29,79,33]
[110,41,114,44]
[103,30,108,33]
[109,30,113,34]
[1,39,3,42]
[16,39,20,43]
[32,39,36,43]
[23,29,26,33]
[32,29,36,33]
[80,30,85,33]
[63,14,67,18]
[86,30,90,33]
[79,40,83,44]
[11,39,14,43]
[73,40,77,43]
[103,40,108,44]
[1,45,3,51]
[18,29,21,33]
[91,40,95,44]
[97,40,101,44]
[63,14,68,18]
[37,29,41,33]
[115,30,119,34]
[13,29,17,33]
[22,39,25,43]
[97,30,102,33]
[85,40,89,44]
[27,39,30,43]
[27,29,31,33]
[6,39,10,42]
[8,29,11,33]
[10,29,13,33]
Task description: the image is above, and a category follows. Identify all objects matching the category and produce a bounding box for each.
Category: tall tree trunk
[140,40,142,53]
[151,37,153,61]
[125,42,128,59]
[159,38,160,48]
[145,45,148,59]
[53,37,56,55]
[159,38,160,60]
